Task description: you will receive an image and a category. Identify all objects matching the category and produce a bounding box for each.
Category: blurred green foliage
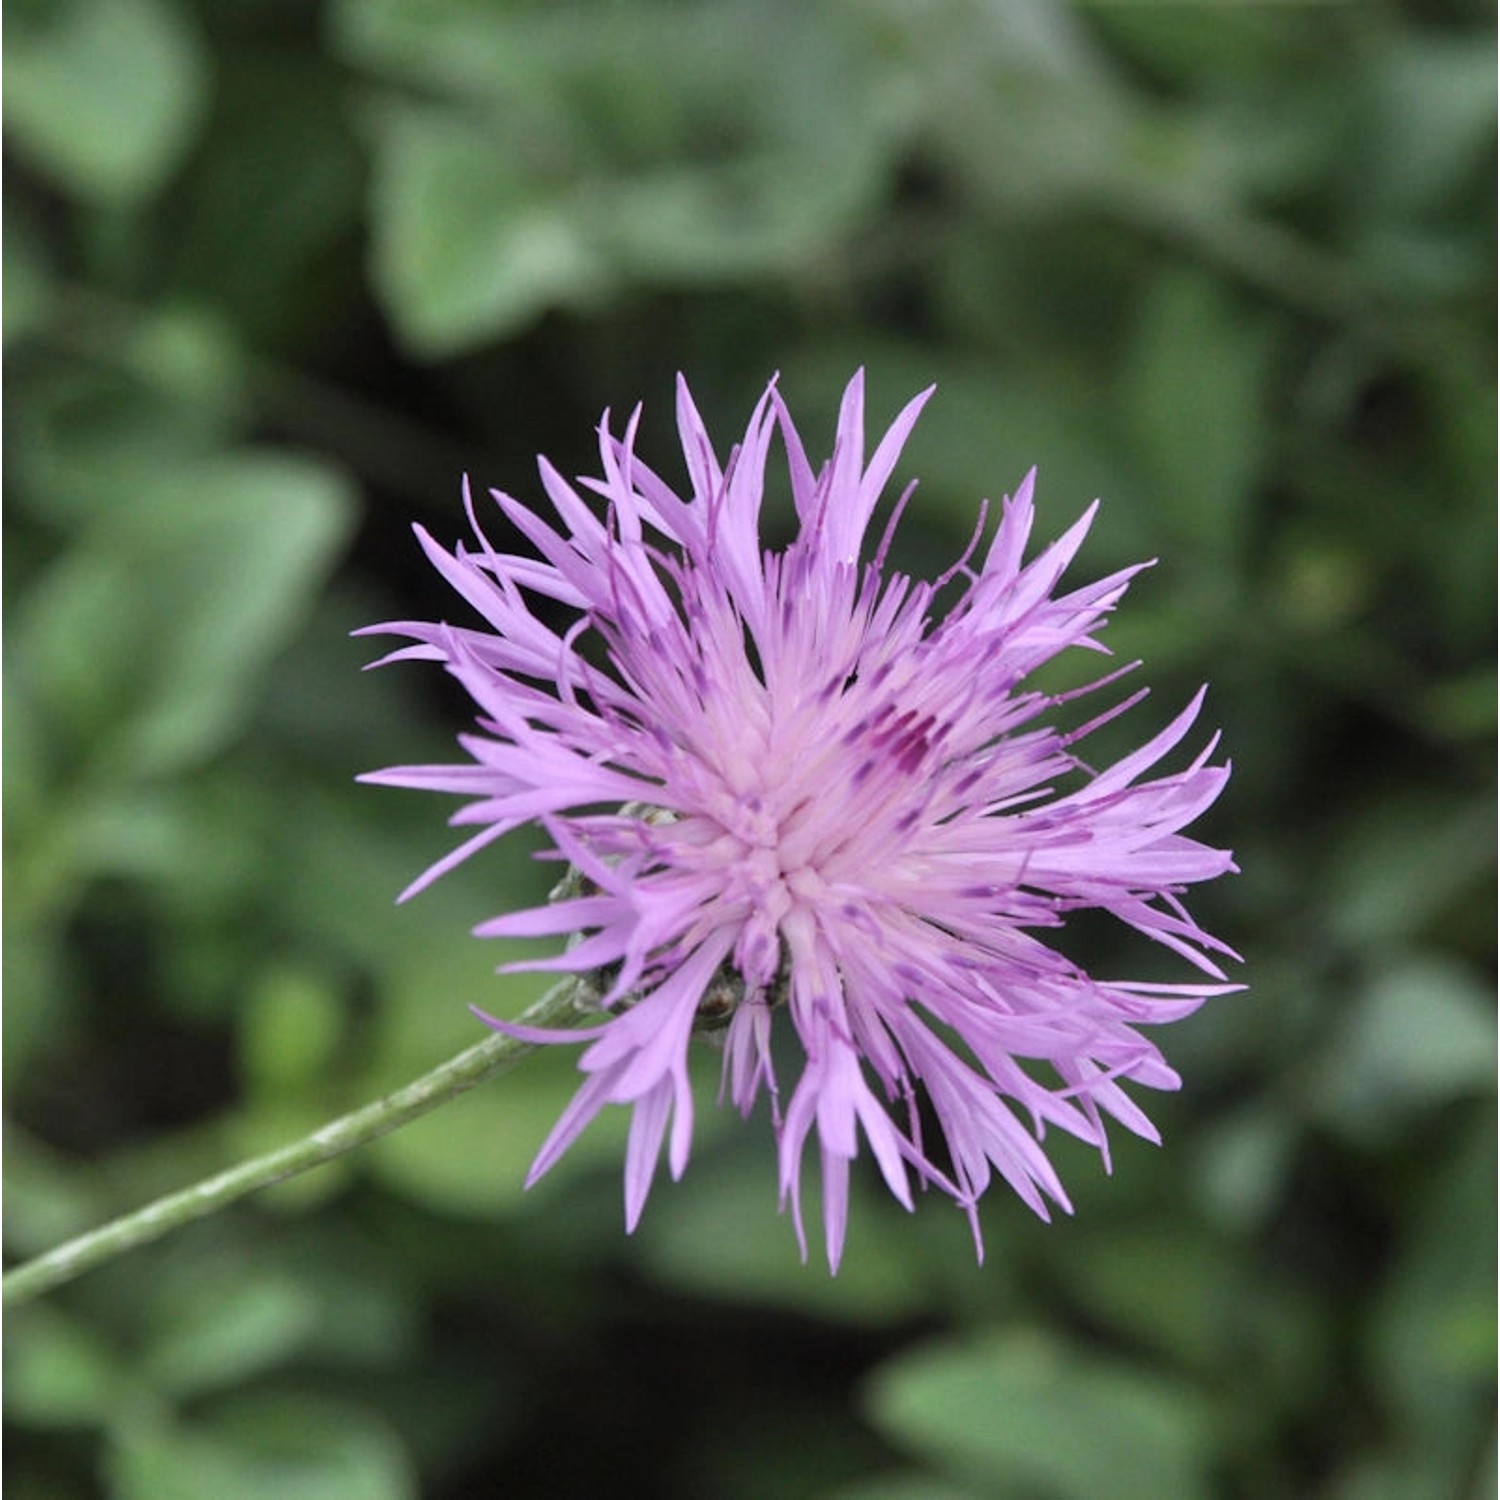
[4,1,1494,1498]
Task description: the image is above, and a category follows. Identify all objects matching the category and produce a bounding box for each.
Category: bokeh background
[5,2,1495,1497]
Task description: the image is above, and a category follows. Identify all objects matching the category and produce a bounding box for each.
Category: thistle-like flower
[361,372,1239,1268]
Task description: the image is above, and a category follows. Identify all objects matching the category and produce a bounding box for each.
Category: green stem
[3,977,597,1307]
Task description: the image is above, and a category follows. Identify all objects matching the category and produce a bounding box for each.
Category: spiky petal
[360,371,1240,1268]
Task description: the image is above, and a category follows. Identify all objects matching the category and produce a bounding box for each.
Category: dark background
[5,2,1494,1497]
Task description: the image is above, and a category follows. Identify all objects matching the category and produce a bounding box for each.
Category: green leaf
[909,2,1141,215]
[1088,3,1310,90]
[238,966,346,1102]
[597,152,880,286]
[367,103,611,358]
[1367,1117,1497,1428]
[141,1270,321,1398]
[1470,1431,1497,1500]
[337,0,882,172]
[1314,954,1495,1143]
[118,304,250,420]
[1120,269,1273,568]
[15,448,355,780]
[108,1394,416,1500]
[632,1133,936,1324]
[1324,791,1496,950]
[330,0,559,96]
[1357,33,1496,223]
[1192,1104,1297,1234]
[3,1306,124,1428]
[1048,1227,1244,1374]
[356,3,891,355]
[3,201,55,345]
[11,360,236,530]
[1325,1451,1477,1500]
[4,0,208,205]
[1,1129,105,1258]
[865,1328,1216,1500]
[1423,667,1499,743]
[0,918,72,1089]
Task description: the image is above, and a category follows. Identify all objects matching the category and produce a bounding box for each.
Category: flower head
[361,372,1239,1268]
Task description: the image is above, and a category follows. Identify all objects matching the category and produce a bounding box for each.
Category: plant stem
[3,977,596,1307]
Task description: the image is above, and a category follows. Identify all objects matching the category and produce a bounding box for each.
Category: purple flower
[360,372,1240,1269]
